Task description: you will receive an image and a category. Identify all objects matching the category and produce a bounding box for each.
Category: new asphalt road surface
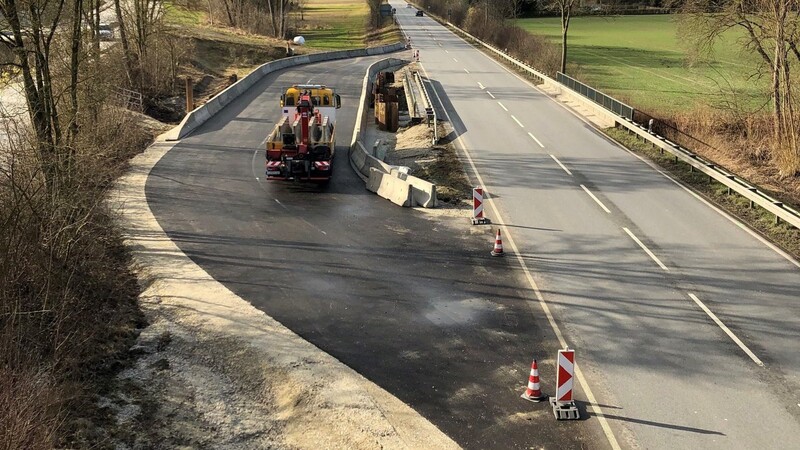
[146,5,800,447]
[146,55,605,448]
[393,1,800,448]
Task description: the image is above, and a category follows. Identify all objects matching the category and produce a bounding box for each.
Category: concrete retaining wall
[349,58,438,208]
[165,43,405,141]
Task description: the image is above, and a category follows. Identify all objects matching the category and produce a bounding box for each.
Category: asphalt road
[394,2,800,448]
[146,55,606,448]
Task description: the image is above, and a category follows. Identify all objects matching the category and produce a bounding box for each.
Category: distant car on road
[406,3,412,7]
[415,10,423,16]
[98,23,113,40]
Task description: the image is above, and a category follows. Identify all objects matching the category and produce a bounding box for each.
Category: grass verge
[605,127,800,259]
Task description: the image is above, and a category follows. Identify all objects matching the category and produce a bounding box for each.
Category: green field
[515,15,767,113]
[298,0,371,50]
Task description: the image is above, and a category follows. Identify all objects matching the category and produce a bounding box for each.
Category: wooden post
[185,77,194,112]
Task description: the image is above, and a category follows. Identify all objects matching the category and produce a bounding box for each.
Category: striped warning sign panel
[556,349,575,402]
[472,187,484,219]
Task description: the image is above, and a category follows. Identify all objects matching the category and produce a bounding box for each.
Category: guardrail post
[774,202,784,224]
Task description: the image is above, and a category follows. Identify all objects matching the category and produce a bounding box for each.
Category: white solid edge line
[581,184,611,213]
[497,102,508,111]
[454,22,800,272]
[487,91,495,99]
[622,227,669,271]
[511,115,524,128]
[688,293,764,366]
[551,154,572,176]
[529,132,545,148]
[418,60,622,450]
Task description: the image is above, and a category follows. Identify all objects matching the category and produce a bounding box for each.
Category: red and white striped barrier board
[471,188,490,224]
[556,349,574,402]
[550,347,580,420]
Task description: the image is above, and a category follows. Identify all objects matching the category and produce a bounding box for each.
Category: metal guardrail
[414,71,438,144]
[423,15,800,230]
[403,68,420,120]
[557,72,634,120]
[623,118,800,228]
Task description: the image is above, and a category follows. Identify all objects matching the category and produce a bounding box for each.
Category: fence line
[557,72,634,120]
[115,87,143,112]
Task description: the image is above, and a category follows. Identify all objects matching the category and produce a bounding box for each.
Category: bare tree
[0,0,68,188]
[543,0,578,74]
[68,0,83,142]
[114,0,135,84]
[681,0,800,174]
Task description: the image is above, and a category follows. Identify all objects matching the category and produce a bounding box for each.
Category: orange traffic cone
[491,229,504,257]
[521,359,546,402]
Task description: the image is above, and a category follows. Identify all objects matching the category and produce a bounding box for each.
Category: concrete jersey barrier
[165,42,405,141]
[367,168,413,207]
[349,58,438,208]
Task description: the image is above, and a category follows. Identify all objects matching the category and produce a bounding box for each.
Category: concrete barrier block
[351,143,368,177]
[195,107,211,124]
[176,116,199,139]
[365,153,392,174]
[367,168,413,207]
[218,90,232,106]
[392,170,437,208]
[205,98,223,116]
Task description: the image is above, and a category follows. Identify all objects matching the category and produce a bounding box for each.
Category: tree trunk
[5,0,60,188]
[222,0,236,27]
[115,0,135,85]
[560,9,569,74]
[69,0,84,143]
[771,1,787,145]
